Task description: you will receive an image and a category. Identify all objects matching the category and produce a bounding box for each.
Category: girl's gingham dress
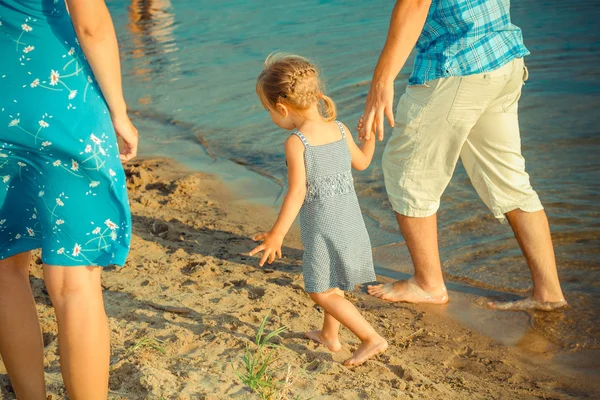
[0,0,131,266]
[294,121,376,293]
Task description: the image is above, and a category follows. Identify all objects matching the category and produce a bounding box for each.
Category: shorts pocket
[394,93,427,128]
[447,73,505,126]
[502,64,528,113]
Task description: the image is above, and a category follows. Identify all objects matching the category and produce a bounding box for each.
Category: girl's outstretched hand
[249,231,283,267]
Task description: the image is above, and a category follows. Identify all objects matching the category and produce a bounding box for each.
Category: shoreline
[1,158,598,399]
[143,125,596,353]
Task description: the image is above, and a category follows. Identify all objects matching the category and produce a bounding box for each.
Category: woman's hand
[359,81,394,142]
[111,113,138,163]
[249,231,283,267]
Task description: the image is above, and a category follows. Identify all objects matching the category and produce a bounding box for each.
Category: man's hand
[249,231,283,267]
[359,0,432,141]
[359,80,395,142]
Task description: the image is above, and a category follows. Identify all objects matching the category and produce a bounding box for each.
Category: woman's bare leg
[43,265,109,400]
[0,251,46,399]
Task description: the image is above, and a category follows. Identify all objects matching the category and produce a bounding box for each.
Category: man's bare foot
[487,297,568,311]
[367,278,448,304]
[344,336,388,367]
[305,330,342,352]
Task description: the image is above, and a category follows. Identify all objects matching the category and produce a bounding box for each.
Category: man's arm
[360,0,431,141]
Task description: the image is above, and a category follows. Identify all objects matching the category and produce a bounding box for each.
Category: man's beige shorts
[383,58,543,223]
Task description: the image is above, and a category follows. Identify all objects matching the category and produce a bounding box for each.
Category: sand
[1,158,598,399]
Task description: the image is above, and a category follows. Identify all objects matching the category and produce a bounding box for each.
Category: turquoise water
[107,0,600,348]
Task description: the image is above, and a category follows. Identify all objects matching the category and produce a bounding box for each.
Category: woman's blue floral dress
[0,0,131,266]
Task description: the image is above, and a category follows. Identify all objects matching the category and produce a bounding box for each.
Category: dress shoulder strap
[291,130,310,148]
[334,120,346,138]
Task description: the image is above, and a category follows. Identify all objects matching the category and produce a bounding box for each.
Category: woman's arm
[344,121,376,171]
[67,0,138,162]
[360,0,431,141]
[249,136,307,266]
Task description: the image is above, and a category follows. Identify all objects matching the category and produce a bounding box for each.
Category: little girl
[249,54,388,366]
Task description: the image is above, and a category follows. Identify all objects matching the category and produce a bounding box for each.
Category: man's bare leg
[368,213,448,303]
[488,209,567,311]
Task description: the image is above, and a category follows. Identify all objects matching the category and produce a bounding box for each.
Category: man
[360,0,566,310]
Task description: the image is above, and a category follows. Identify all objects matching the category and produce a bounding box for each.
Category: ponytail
[320,94,337,122]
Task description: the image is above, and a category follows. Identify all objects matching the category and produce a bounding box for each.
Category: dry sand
[1,158,599,399]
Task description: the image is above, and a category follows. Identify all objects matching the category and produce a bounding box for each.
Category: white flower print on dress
[68,90,77,100]
[41,141,52,147]
[71,160,79,171]
[92,227,101,234]
[57,248,65,255]
[50,70,60,86]
[52,160,61,167]
[26,227,34,236]
[89,181,100,188]
[90,134,102,145]
[105,219,118,230]
[56,219,64,225]
[84,145,92,153]
[8,113,53,144]
[15,234,22,239]
[109,169,116,177]
[30,78,39,88]
[21,24,32,32]
[2,176,9,183]
[23,45,34,53]
[56,198,64,206]
[72,243,81,256]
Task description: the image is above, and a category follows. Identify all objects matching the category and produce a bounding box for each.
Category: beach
[2,158,597,399]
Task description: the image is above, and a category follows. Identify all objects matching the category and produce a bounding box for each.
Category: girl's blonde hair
[256,53,337,122]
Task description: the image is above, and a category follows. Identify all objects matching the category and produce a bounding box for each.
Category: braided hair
[256,53,336,122]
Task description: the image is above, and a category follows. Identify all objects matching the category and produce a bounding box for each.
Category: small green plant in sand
[126,337,167,355]
[237,310,289,399]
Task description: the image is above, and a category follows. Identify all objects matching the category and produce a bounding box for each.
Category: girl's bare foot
[344,336,388,367]
[305,330,342,352]
[368,277,448,304]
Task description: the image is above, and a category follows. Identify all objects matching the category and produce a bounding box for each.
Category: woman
[0,0,138,398]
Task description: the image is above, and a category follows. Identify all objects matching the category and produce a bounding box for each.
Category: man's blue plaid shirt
[409,0,529,85]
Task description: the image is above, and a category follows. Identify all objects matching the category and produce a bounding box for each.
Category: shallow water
[107,0,600,349]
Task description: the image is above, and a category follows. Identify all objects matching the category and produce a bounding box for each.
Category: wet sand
[0,158,598,399]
